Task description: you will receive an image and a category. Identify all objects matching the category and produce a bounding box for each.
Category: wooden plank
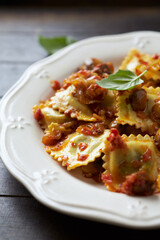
[0,32,96,62]
[0,158,31,196]
[0,196,158,240]
[0,8,160,63]
[0,33,46,62]
[0,63,30,96]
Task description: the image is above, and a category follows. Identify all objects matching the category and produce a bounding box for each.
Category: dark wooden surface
[1,7,160,239]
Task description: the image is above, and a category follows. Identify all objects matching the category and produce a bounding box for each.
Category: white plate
[1,31,160,229]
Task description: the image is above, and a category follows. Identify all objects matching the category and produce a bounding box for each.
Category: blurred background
[1,0,160,7]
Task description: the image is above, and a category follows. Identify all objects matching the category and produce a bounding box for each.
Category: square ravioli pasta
[46,130,110,170]
[120,48,160,84]
[116,86,160,135]
[49,85,100,122]
[33,102,72,129]
[102,130,160,195]
[33,52,160,196]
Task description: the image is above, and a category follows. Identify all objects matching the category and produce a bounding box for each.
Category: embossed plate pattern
[1,31,160,228]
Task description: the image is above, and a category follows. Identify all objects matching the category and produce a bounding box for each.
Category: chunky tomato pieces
[42,130,62,146]
[77,122,105,136]
[101,173,113,184]
[107,128,127,151]
[50,80,61,91]
[78,142,88,151]
[120,171,156,196]
[34,108,44,121]
[75,79,107,104]
[77,153,88,161]
[92,62,114,76]
[152,53,159,60]
[142,148,152,162]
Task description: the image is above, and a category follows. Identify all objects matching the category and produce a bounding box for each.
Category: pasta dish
[33,49,160,196]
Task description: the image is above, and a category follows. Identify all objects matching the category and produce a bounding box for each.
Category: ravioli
[33,103,71,129]
[102,134,160,193]
[50,85,100,122]
[42,107,70,124]
[47,130,110,170]
[45,122,74,137]
[116,86,160,134]
[120,48,160,81]
[33,53,160,196]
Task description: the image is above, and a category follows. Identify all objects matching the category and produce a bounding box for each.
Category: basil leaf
[39,35,77,55]
[97,69,147,91]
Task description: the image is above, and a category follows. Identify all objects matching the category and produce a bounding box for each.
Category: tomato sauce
[77,153,88,161]
[78,142,88,151]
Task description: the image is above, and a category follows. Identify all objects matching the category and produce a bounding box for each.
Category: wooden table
[1,7,160,239]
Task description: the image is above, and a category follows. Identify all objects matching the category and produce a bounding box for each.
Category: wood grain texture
[0,33,46,62]
[0,63,30,96]
[0,158,31,196]
[0,197,159,240]
[1,7,160,238]
[0,8,160,64]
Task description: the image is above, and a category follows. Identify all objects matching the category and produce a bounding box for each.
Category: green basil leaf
[97,69,147,91]
[39,35,77,55]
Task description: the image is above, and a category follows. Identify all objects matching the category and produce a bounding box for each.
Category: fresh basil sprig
[39,35,77,55]
[97,69,147,91]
